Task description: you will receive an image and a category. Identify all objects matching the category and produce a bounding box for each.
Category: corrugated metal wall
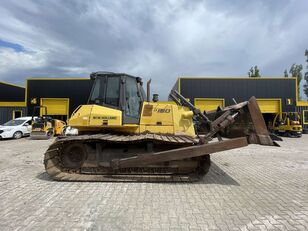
[0,107,27,125]
[0,83,25,102]
[295,106,308,130]
[27,79,93,117]
[179,78,297,112]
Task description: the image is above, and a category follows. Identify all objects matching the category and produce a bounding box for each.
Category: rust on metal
[247,97,275,146]
[111,137,248,169]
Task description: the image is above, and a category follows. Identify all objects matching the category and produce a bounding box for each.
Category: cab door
[123,77,142,124]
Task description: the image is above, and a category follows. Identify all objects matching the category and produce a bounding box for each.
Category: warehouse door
[194,98,225,112]
[40,98,69,120]
[13,110,22,119]
[256,99,281,113]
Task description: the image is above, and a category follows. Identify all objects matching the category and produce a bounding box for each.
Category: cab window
[125,77,141,118]
[105,77,120,107]
[89,78,104,104]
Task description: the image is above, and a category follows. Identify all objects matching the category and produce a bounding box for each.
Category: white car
[0,117,34,139]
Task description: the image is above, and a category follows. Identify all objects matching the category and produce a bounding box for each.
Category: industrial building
[1,76,308,131]
[0,82,26,124]
[172,77,308,130]
[0,78,92,124]
[26,78,92,121]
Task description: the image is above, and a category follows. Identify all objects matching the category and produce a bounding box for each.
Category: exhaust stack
[146,79,151,102]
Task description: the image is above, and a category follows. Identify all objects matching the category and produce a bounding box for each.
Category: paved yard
[0,135,307,231]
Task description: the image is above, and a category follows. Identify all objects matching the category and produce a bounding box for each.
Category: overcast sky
[0,0,308,99]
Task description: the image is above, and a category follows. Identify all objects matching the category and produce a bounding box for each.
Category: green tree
[304,49,308,98]
[248,66,261,77]
[284,69,288,77]
[289,63,303,100]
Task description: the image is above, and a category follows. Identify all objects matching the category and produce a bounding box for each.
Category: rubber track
[44,133,202,182]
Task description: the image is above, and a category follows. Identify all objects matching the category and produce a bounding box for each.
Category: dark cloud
[0,0,308,99]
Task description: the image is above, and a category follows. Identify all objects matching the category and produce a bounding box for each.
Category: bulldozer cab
[88,72,146,124]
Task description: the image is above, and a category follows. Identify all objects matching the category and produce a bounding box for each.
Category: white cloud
[0,48,46,73]
[0,0,307,98]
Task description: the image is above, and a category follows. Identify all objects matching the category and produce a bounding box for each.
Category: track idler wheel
[198,155,211,175]
[61,143,87,168]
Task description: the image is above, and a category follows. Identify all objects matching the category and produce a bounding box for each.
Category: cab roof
[90,71,142,82]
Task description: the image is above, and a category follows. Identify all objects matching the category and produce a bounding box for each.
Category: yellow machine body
[268,112,302,137]
[31,121,53,134]
[31,118,66,139]
[68,102,195,137]
[54,119,66,135]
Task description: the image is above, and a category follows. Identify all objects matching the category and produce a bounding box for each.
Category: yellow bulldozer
[44,72,278,182]
[31,106,66,139]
